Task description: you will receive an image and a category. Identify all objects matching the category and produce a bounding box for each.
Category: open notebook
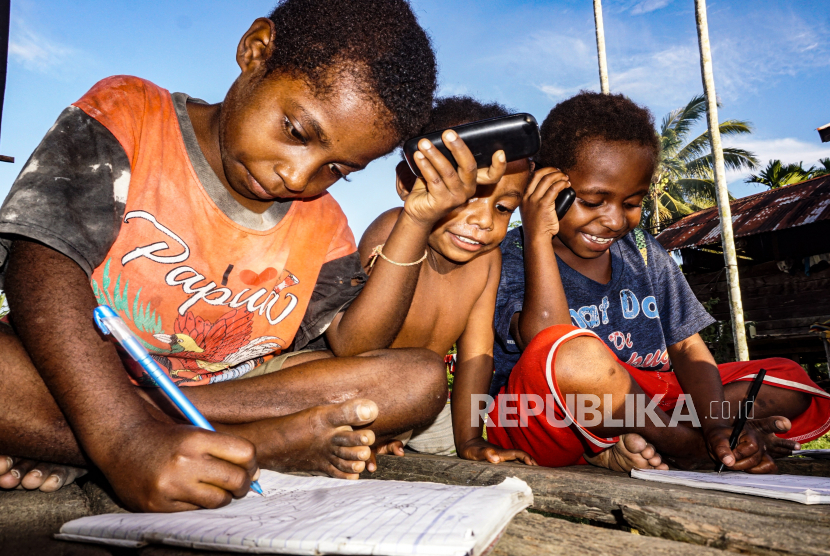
[631,469,830,504]
[56,470,533,555]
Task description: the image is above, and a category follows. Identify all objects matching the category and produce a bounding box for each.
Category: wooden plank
[364,455,830,527]
[0,483,105,555]
[754,316,830,334]
[491,511,727,556]
[0,155,13,163]
[777,457,830,476]
[365,455,830,555]
[623,503,830,555]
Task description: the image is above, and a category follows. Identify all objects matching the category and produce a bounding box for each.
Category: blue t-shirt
[491,227,716,397]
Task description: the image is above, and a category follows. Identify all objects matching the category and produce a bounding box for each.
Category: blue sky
[2,0,829,238]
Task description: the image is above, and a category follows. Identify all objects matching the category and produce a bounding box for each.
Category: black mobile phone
[555,187,576,220]
[403,113,541,178]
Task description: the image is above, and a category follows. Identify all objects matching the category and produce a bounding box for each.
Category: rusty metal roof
[656,174,830,251]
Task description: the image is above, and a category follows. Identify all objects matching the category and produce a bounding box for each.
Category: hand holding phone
[520,168,575,241]
[403,128,507,228]
[403,114,541,178]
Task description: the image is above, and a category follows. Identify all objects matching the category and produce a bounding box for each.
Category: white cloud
[536,82,595,102]
[8,18,76,73]
[725,137,830,183]
[611,44,701,107]
[484,31,601,101]
[706,10,830,100]
[630,0,673,15]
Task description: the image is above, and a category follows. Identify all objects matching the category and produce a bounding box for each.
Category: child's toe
[326,399,378,428]
[1,458,36,489]
[328,455,365,476]
[21,463,54,489]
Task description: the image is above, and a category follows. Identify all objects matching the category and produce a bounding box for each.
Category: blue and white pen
[93,304,264,496]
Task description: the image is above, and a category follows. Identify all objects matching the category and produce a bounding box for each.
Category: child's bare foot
[0,456,87,492]
[226,399,379,480]
[366,437,406,473]
[584,434,668,472]
[754,416,800,458]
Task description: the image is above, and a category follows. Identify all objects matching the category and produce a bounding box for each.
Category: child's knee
[522,324,582,360]
[555,337,620,390]
[510,327,619,394]
[395,348,447,408]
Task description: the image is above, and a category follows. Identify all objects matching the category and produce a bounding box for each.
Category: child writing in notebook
[0,0,494,512]
[489,92,830,472]
[359,97,665,471]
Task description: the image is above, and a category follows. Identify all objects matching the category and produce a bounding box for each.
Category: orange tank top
[76,76,357,386]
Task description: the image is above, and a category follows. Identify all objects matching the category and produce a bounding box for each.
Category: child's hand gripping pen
[716,368,767,474]
[93,304,264,496]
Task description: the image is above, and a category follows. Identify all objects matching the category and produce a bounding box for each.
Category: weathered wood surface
[364,454,830,555]
[686,261,830,328]
[493,511,724,556]
[777,456,830,476]
[623,504,830,555]
[0,478,725,556]
[3,457,828,555]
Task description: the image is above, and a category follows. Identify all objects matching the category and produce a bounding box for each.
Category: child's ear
[237,18,276,74]
[395,161,417,201]
[528,160,536,174]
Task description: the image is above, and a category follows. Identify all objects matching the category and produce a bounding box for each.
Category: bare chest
[391,264,487,355]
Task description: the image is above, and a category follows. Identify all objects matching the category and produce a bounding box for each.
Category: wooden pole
[694,0,749,361]
[593,0,610,94]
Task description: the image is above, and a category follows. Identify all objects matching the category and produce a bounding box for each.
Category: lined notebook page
[57,471,533,555]
[631,469,830,504]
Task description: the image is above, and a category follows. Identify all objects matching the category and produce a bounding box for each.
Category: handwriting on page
[58,471,533,555]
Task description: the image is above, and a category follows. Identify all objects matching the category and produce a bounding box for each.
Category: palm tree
[746,158,830,189]
[745,160,812,189]
[593,0,610,94]
[694,0,749,361]
[643,94,759,232]
[808,158,830,178]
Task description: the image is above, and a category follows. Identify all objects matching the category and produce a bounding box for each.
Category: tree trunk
[694,0,749,361]
[652,185,659,233]
[593,0,610,94]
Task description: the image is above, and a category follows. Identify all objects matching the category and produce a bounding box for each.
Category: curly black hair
[265,0,437,141]
[537,91,660,173]
[421,96,510,134]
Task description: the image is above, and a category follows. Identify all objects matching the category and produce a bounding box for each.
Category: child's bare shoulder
[358,208,402,268]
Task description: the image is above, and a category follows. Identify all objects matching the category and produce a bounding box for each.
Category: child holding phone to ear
[359,96,665,470]
[359,97,534,465]
[489,92,829,472]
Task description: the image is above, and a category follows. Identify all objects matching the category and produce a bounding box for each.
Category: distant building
[657,175,830,369]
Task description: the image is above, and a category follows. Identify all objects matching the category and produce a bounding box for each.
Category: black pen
[717,368,767,474]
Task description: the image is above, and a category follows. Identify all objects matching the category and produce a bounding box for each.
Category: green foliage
[746,158,830,189]
[446,343,457,393]
[810,158,830,178]
[698,297,739,364]
[644,95,758,233]
[0,291,8,319]
[746,160,811,189]
[802,433,830,450]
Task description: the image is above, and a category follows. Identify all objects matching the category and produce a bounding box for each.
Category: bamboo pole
[593,0,610,94]
[694,0,749,361]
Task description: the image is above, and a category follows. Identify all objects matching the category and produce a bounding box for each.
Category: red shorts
[487,325,830,468]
